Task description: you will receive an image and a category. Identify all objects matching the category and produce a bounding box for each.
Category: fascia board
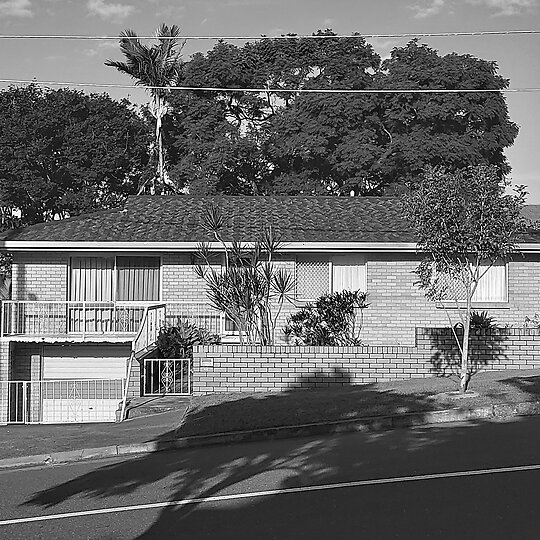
[0,241,419,252]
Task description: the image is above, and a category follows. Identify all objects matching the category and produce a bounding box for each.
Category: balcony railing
[1,301,224,339]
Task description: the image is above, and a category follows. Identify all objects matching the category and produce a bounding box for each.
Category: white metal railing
[1,301,224,338]
[132,304,166,355]
[165,302,223,335]
[1,301,151,338]
[0,379,124,424]
[143,358,191,396]
[120,303,166,421]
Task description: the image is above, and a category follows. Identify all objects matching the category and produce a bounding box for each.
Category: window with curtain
[295,255,367,300]
[116,257,160,301]
[70,257,160,302]
[70,257,114,302]
[436,261,507,302]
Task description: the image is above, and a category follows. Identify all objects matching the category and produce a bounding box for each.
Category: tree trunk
[460,292,472,393]
[155,97,164,195]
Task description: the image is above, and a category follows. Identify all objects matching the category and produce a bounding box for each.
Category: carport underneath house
[2,195,540,425]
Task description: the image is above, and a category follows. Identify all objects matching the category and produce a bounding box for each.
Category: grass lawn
[177,369,540,437]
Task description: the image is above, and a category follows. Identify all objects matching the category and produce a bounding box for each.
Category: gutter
[0,241,420,253]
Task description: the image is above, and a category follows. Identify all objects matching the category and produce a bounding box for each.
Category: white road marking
[2,463,540,527]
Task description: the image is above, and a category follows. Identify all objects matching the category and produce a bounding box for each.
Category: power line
[1,79,539,94]
[0,30,539,40]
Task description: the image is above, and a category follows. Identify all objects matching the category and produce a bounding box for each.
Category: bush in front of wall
[454,310,498,332]
[284,290,369,346]
[157,320,221,359]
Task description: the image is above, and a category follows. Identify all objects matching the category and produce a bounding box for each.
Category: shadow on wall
[428,328,506,383]
[287,367,353,389]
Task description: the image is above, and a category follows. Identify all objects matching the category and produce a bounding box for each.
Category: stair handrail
[119,303,166,421]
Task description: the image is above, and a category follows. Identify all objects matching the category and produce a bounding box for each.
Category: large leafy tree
[0,85,150,225]
[164,33,518,195]
[106,24,184,194]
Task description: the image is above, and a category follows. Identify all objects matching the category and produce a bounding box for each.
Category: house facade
[1,196,540,424]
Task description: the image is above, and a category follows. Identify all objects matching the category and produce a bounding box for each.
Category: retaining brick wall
[192,327,540,395]
[126,357,141,398]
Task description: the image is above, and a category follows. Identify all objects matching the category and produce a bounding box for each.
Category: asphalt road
[1,415,540,539]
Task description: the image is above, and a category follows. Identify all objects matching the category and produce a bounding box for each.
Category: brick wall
[0,341,11,423]
[126,357,141,398]
[192,327,540,395]
[11,253,68,301]
[7,251,540,347]
[362,253,540,345]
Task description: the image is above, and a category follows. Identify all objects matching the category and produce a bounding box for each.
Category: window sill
[436,302,510,310]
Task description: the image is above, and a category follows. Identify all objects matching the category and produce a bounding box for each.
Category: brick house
[1,195,540,423]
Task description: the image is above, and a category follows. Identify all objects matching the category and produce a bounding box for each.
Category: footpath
[1,368,540,470]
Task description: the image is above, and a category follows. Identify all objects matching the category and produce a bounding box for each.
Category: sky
[0,0,539,201]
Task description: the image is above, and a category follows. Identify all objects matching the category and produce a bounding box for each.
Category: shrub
[525,313,540,329]
[284,290,368,346]
[156,320,221,359]
[470,310,497,330]
[454,310,497,332]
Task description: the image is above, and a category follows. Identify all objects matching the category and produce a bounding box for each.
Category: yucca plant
[195,205,295,344]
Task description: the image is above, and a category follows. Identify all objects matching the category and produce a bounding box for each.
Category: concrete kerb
[1,400,540,471]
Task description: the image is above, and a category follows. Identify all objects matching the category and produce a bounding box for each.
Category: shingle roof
[2,195,540,244]
[0,196,416,243]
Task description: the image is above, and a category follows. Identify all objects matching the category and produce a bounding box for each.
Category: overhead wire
[1,29,538,95]
[0,30,538,40]
[0,79,538,94]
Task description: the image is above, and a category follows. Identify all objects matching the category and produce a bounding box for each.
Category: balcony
[1,301,224,341]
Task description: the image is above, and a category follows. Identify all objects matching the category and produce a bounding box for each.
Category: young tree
[105,24,184,194]
[194,205,294,345]
[404,165,526,392]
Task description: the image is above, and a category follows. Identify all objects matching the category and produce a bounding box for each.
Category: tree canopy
[164,33,518,195]
[0,85,150,226]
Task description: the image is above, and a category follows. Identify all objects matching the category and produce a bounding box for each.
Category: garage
[41,344,130,423]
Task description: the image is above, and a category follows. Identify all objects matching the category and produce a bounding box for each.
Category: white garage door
[42,345,130,423]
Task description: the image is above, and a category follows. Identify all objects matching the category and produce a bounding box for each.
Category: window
[116,257,160,302]
[436,261,507,303]
[296,257,330,300]
[70,257,160,302]
[296,254,367,300]
[70,257,114,302]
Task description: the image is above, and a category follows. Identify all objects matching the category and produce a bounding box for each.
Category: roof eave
[0,241,419,253]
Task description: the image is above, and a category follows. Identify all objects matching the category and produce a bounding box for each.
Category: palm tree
[105,24,184,194]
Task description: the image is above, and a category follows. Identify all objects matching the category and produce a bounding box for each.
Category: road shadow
[21,370,540,538]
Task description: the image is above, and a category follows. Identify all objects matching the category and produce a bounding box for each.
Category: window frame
[68,255,163,304]
[435,260,510,308]
[295,254,368,302]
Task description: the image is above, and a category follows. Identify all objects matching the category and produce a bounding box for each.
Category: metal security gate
[1,379,125,424]
[143,359,192,395]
